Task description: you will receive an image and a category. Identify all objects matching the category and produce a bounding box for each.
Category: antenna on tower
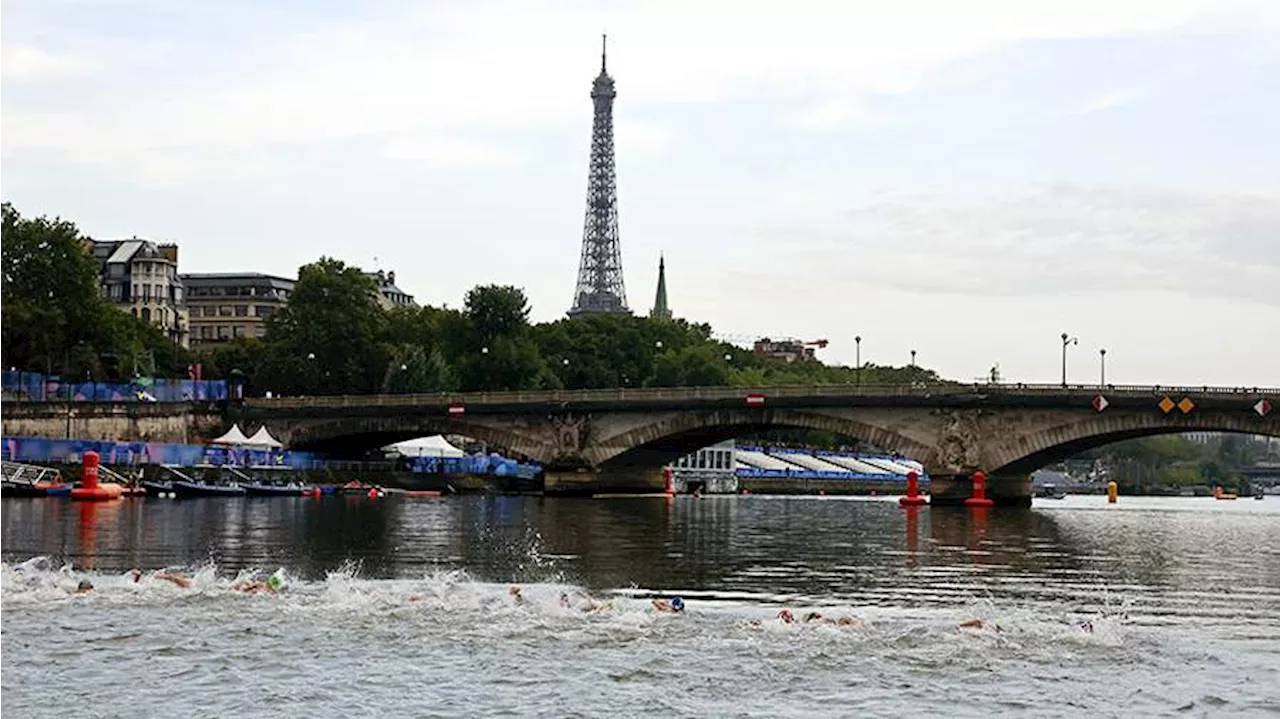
[601,33,607,73]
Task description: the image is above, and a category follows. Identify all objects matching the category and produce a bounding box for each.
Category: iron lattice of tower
[568,35,629,319]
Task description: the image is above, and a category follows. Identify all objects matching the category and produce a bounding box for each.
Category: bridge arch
[988,412,1280,475]
[270,416,553,461]
[590,408,937,470]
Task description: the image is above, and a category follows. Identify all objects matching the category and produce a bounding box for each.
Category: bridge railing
[243,382,1279,409]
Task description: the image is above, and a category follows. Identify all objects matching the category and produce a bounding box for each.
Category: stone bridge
[229,383,1279,505]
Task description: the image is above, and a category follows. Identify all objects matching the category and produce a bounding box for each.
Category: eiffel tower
[568,35,629,319]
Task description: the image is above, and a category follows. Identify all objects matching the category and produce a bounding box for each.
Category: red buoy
[71,451,123,501]
[663,468,675,496]
[899,470,928,506]
[964,470,995,508]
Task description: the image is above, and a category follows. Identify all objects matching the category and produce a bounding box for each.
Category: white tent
[245,426,284,449]
[209,424,252,446]
[384,435,465,458]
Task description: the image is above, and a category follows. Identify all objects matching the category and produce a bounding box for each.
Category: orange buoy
[899,470,928,506]
[71,451,123,501]
[964,470,995,508]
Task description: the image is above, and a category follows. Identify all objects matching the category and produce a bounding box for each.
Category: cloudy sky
[4,0,1278,386]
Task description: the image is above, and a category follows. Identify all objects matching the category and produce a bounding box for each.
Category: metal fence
[2,371,230,403]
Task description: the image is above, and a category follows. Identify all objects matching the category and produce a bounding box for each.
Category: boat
[2,479,73,497]
[243,482,307,497]
[141,480,175,497]
[1213,487,1238,501]
[171,480,247,497]
[1037,484,1067,500]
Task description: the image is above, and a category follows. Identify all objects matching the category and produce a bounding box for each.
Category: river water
[3,494,1279,717]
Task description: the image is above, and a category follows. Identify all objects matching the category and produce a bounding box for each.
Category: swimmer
[232,571,284,595]
[568,591,612,613]
[508,585,525,605]
[131,568,193,588]
[156,572,192,588]
[651,596,686,614]
[800,611,863,627]
[231,580,274,594]
[778,608,796,624]
[559,592,572,609]
[75,580,94,594]
[958,618,1000,632]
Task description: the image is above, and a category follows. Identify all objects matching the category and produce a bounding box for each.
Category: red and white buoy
[70,451,123,501]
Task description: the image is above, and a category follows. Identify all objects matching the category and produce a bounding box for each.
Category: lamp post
[1060,332,1077,387]
[1099,348,1107,387]
[855,336,862,389]
[910,349,917,367]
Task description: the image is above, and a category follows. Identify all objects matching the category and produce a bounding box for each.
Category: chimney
[388,271,395,284]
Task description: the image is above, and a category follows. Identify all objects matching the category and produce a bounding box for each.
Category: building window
[234,305,248,317]
[216,325,229,340]
[232,326,244,338]
[132,283,139,299]
[255,305,274,318]
[131,307,138,317]
[254,325,267,338]
[141,307,151,322]
[204,307,218,317]
[142,285,152,301]
[219,306,233,317]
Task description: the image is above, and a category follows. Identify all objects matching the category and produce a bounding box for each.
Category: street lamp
[724,353,732,362]
[855,336,862,388]
[1060,332,1077,387]
[481,346,489,355]
[1099,348,1107,387]
[910,349,917,367]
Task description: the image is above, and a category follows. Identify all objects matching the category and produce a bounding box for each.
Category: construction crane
[804,339,829,348]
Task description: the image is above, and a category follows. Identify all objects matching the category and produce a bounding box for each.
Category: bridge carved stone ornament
[935,408,983,472]
[548,412,592,464]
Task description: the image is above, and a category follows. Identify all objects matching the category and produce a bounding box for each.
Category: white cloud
[3,0,1259,173]
[0,44,98,82]
[379,135,527,169]
[756,184,1280,306]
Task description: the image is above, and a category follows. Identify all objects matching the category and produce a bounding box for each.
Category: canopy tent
[245,426,284,449]
[209,424,251,446]
[384,435,465,458]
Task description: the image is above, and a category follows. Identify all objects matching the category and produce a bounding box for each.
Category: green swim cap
[266,570,285,591]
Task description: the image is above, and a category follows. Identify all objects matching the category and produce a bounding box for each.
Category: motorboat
[171,480,247,497]
[1,479,72,497]
[141,480,175,497]
[243,482,307,497]
[1037,484,1067,500]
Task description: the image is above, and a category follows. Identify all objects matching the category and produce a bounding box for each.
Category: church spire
[650,254,672,320]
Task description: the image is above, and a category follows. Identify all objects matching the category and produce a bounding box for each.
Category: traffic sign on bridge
[1092,395,1109,412]
[1257,399,1273,417]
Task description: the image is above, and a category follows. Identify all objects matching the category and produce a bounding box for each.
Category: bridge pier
[929,473,1032,508]
[543,465,667,497]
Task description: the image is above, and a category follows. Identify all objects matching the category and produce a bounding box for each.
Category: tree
[2,202,106,373]
[262,257,388,395]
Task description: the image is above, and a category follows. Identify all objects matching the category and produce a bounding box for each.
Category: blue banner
[2,371,228,403]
